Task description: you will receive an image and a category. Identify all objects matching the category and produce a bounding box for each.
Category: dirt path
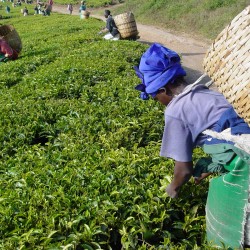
[52,4,212,84]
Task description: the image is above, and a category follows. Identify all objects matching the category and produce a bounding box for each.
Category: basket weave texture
[203,6,250,125]
[114,12,138,39]
[0,25,22,53]
[81,10,90,18]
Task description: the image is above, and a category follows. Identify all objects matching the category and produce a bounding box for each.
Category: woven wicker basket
[114,12,138,39]
[0,25,22,53]
[203,6,250,125]
[81,10,90,19]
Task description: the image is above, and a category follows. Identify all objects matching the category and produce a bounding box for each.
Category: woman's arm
[165,161,193,198]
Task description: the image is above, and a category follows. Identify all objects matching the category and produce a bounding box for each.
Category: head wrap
[134,43,186,100]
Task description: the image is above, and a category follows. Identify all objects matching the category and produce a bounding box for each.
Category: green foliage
[202,0,237,10]
[114,0,249,40]
[0,4,215,250]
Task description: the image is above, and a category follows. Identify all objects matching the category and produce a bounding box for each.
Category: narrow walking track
[52,4,213,84]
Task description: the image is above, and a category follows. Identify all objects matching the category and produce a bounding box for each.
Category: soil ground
[52,4,214,85]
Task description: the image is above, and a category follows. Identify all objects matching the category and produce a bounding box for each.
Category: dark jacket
[106,15,119,36]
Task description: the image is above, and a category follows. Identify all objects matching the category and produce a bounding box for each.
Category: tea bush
[0,5,213,250]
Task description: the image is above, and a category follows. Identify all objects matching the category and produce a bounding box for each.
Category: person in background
[79,1,87,19]
[23,6,28,15]
[79,1,86,12]
[134,43,250,249]
[34,4,39,14]
[99,9,120,41]
[67,3,73,14]
[48,0,53,10]
[43,3,52,15]
[37,3,43,14]
[0,38,19,62]
[5,5,10,13]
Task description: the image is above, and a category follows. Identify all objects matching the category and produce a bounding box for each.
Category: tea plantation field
[0,5,213,250]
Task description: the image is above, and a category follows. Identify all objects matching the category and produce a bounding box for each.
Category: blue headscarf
[134,43,186,100]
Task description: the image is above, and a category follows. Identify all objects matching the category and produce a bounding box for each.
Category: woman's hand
[165,183,179,198]
[194,172,212,185]
[165,161,193,198]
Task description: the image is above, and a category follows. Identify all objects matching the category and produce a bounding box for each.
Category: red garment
[0,39,18,60]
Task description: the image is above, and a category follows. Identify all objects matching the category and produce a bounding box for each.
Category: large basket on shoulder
[203,6,250,125]
[0,25,22,53]
[114,12,138,39]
